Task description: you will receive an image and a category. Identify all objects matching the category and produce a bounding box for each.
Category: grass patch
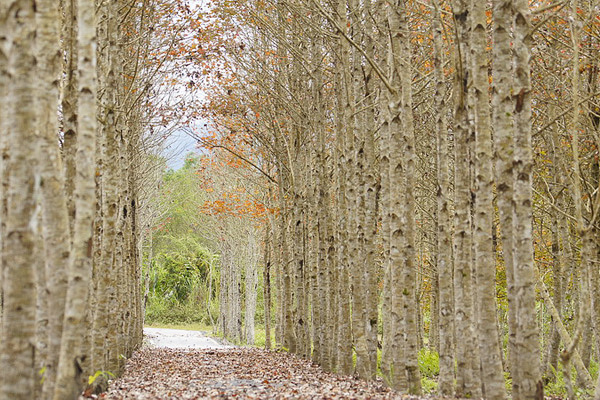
[418,348,439,394]
[145,294,214,326]
[421,376,437,394]
[252,325,276,348]
[543,361,598,399]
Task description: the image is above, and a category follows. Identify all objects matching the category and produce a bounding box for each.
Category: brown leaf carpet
[102,347,405,399]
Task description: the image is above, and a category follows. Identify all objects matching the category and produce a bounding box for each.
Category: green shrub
[421,376,438,394]
[144,240,218,326]
[153,252,208,302]
[418,348,439,378]
[145,295,206,325]
[544,363,596,399]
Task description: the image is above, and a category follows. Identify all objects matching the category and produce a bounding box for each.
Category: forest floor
[99,328,410,399]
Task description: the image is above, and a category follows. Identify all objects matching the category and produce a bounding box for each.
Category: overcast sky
[163,129,201,170]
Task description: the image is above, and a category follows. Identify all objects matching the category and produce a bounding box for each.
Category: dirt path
[104,347,401,399]
[144,327,230,349]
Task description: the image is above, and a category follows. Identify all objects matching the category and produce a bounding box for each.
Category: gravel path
[144,327,230,350]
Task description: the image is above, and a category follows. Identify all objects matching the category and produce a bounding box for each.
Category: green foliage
[252,325,276,348]
[146,290,218,325]
[504,371,512,394]
[421,376,438,394]
[145,242,218,325]
[88,370,115,385]
[376,347,440,392]
[417,348,439,394]
[418,348,440,378]
[39,366,47,384]
[543,361,598,399]
[153,251,210,302]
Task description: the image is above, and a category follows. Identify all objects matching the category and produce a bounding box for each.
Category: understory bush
[544,360,598,399]
[418,348,439,394]
[145,295,211,325]
[144,241,219,325]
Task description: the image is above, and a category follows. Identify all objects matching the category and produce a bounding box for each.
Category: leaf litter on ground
[98,347,426,399]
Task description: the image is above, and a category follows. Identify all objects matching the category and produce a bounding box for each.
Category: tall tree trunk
[292,145,308,357]
[219,244,229,336]
[0,4,38,399]
[92,0,121,371]
[0,0,7,333]
[511,0,543,397]
[387,3,407,390]
[61,0,78,233]
[245,232,258,345]
[37,0,71,396]
[334,0,352,373]
[263,225,272,349]
[470,0,506,397]
[386,2,421,393]
[491,0,519,395]
[432,0,455,393]
[542,102,566,382]
[347,0,372,380]
[379,79,393,383]
[309,30,324,366]
[278,168,296,352]
[397,6,421,392]
[362,0,380,380]
[53,0,98,396]
[452,0,480,396]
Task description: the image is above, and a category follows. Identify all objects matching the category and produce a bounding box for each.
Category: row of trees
[187,0,600,398]
[0,0,186,398]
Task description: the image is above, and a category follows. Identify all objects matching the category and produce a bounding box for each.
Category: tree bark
[470,0,506,397]
[264,226,272,349]
[245,232,258,345]
[432,0,455,393]
[511,0,543,397]
[36,0,71,396]
[61,0,78,233]
[0,0,6,334]
[0,3,38,399]
[451,0,479,395]
[491,0,518,395]
[53,0,98,396]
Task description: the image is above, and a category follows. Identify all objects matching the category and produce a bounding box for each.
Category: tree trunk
[432,0,455,393]
[263,226,272,349]
[1,2,39,399]
[61,0,78,234]
[511,0,543,397]
[35,0,71,396]
[245,232,258,345]
[491,0,518,394]
[451,0,479,395]
[334,0,352,372]
[362,0,380,380]
[53,0,98,396]
[470,0,506,397]
[0,1,6,333]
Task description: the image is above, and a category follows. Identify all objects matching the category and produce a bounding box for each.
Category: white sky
[164,129,201,169]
